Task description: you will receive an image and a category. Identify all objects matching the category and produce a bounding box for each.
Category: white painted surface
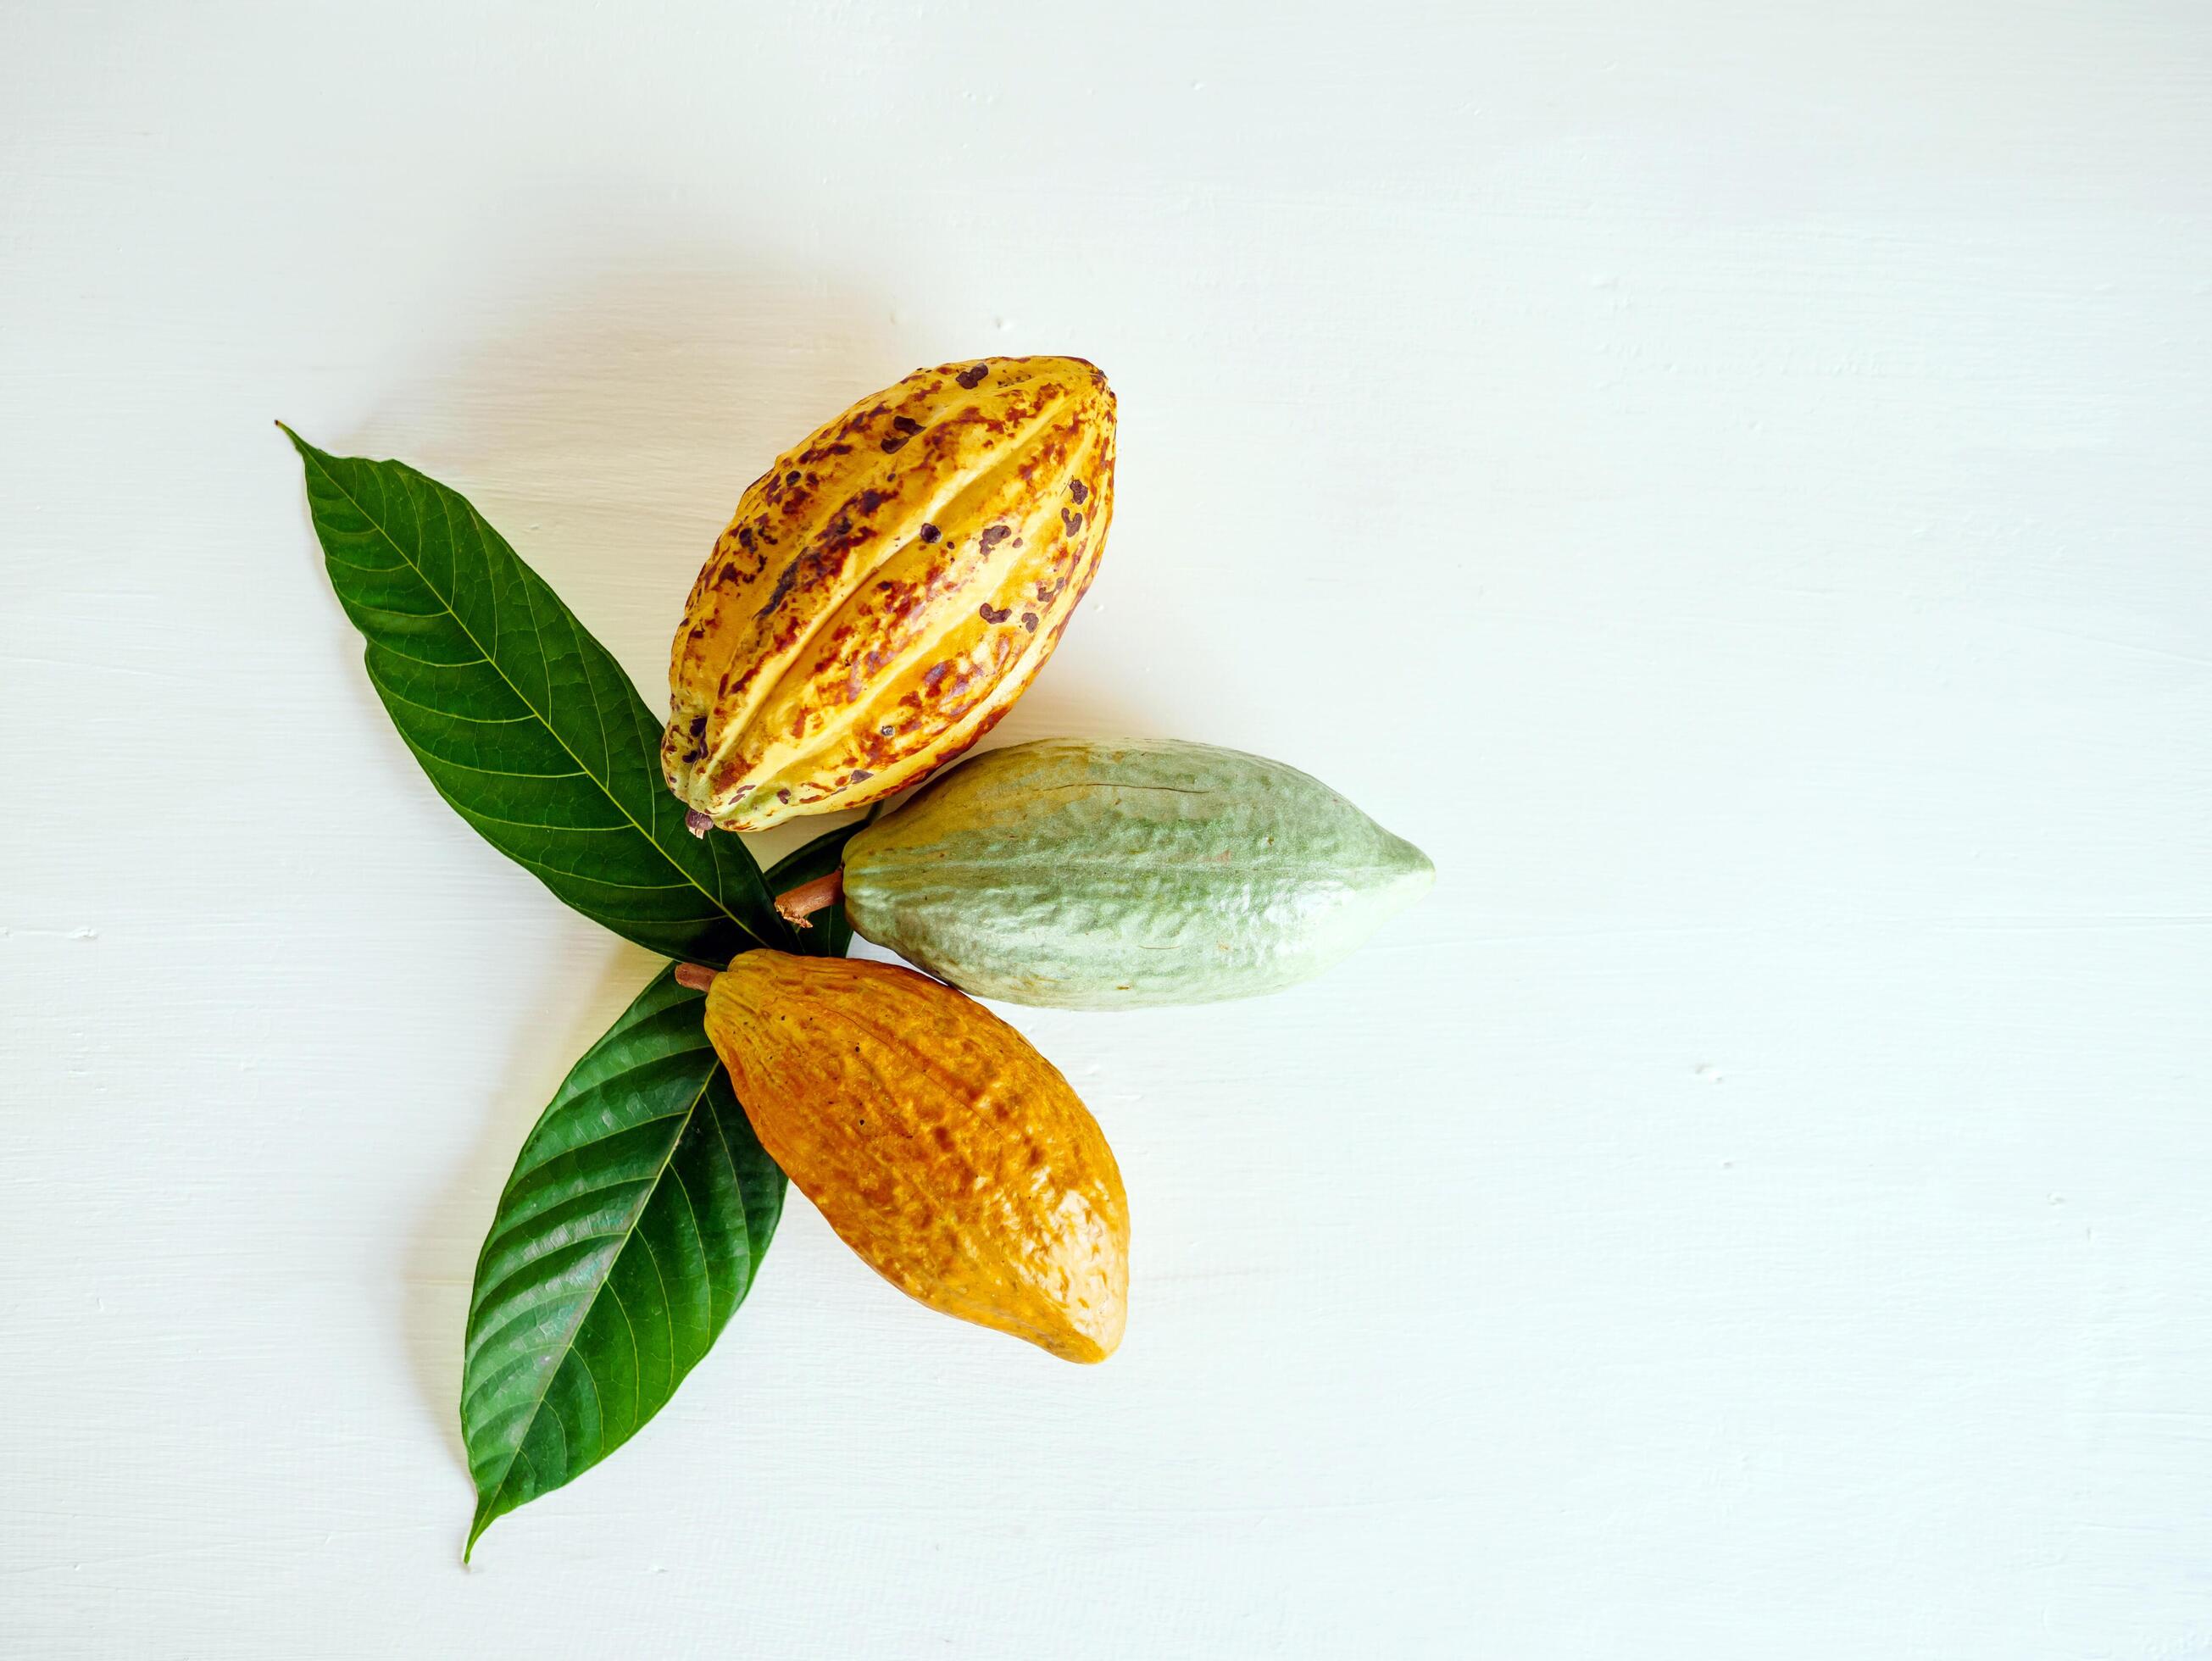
[4,3,2209,1654]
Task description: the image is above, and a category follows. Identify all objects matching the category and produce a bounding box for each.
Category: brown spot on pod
[957,364,989,389]
[1068,479,1088,504]
[979,603,1011,625]
[919,522,941,543]
[979,525,1009,550]
[1020,612,1039,632]
[892,414,922,434]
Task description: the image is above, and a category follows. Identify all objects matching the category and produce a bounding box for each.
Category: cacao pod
[693,951,1128,1362]
[822,738,1433,1009]
[664,357,1116,832]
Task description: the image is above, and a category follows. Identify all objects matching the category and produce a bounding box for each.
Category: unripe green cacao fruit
[835,738,1433,1008]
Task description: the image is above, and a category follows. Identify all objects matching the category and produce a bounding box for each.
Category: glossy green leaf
[285,427,785,961]
[764,814,875,959]
[460,964,784,1558]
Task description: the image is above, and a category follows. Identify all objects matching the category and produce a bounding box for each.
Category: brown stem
[674,963,719,992]
[774,869,845,930]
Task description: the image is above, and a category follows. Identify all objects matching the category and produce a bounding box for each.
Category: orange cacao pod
[693,951,1129,1362]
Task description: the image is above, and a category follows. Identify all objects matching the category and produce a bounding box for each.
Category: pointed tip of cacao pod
[684,808,713,838]
[1048,1312,1124,1364]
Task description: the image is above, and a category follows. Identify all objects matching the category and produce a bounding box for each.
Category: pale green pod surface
[841,738,1434,1009]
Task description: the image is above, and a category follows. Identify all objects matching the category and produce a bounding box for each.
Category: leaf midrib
[466,1060,715,1553]
[300,439,757,948]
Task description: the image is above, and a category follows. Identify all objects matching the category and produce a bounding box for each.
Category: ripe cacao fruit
[690,951,1128,1362]
[804,738,1433,1009]
[664,357,1116,832]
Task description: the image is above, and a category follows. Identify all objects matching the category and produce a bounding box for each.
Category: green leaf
[764,814,875,958]
[284,427,785,961]
[460,964,785,1558]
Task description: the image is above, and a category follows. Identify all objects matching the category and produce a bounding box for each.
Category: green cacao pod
[828,738,1433,1009]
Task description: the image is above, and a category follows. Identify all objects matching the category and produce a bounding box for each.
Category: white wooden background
[5,4,2209,1656]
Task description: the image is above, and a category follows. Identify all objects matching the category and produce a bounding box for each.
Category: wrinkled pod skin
[666,357,1116,832]
[695,952,1128,1362]
[831,738,1436,1009]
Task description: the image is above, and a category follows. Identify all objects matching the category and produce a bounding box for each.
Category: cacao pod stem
[674,963,720,992]
[774,869,845,930]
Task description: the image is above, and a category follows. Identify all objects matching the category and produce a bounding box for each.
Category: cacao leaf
[460,964,784,1558]
[284,427,785,960]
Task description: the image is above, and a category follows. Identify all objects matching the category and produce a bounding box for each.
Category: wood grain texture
[3,2,2209,1656]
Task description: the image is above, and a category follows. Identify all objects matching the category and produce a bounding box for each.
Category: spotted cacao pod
[691,951,1129,1362]
[664,356,1115,832]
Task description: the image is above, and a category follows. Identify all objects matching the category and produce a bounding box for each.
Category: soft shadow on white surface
[345,247,904,685]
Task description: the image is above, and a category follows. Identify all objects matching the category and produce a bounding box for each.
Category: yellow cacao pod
[694,951,1129,1362]
[664,356,1116,832]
